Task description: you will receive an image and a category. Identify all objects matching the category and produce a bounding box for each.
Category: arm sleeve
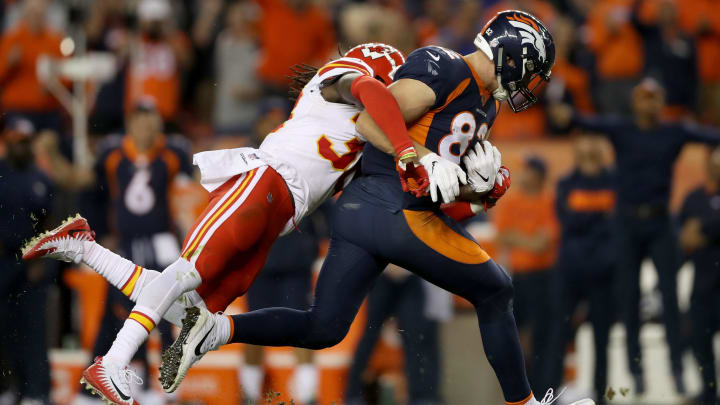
[351,75,414,157]
[570,113,622,141]
[679,121,720,145]
[441,202,477,222]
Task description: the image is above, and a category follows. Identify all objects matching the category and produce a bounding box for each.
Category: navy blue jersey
[94,134,192,240]
[361,46,500,210]
[0,160,54,254]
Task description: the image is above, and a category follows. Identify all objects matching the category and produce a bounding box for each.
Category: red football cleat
[80,356,142,405]
[21,214,95,263]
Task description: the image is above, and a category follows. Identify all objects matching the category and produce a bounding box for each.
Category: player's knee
[303,314,351,349]
[164,258,202,292]
[474,262,514,322]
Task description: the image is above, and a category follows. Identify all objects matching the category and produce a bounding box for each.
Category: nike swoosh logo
[195,324,214,356]
[426,51,440,61]
[110,377,131,401]
[479,174,489,182]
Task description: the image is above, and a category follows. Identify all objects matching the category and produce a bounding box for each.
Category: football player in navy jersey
[174,11,594,405]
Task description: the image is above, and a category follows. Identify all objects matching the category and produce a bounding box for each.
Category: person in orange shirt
[125,0,192,126]
[677,0,720,126]
[545,16,594,115]
[255,0,336,95]
[586,0,644,115]
[494,155,558,392]
[0,0,65,133]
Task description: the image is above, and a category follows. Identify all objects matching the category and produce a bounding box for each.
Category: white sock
[214,314,232,347]
[241,365,264,401]
[104,306,154,366]
[291,364,318,403]
[104,258,201,367]
[82,240,206,327]
[83,241,143,293]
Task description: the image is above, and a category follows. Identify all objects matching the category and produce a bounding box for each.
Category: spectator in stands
[586,0,644,115]
[256,0,335,96]
[339,1,414,56]
[542,135,616,404]
[549,78,720,395]
[125,0,191,127]
[214,0,262,136]
[345,266,448,405]
[85,0,131,135]
[678,0,720,126]
[0,117,55,405]
[545,16,594,135]
[0,0,65,133]
[632,0,697,119]
[678,146,720,405]
[414,0,452,47]
[493,155,558,392]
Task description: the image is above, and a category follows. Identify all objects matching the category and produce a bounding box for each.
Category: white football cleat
[159,306,223,392]
[22,214,95,263]
[80,356,142,405]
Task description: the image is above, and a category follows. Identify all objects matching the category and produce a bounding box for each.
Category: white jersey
[193,57,375,234]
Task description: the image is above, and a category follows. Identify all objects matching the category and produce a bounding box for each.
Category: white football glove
[463,141,501,193]
[419,152,467,203]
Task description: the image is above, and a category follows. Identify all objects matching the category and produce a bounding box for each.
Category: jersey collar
[462,56,492,103]
[122,134,166,163]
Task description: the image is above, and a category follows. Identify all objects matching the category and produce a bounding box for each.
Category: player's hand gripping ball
[482,166,511,210]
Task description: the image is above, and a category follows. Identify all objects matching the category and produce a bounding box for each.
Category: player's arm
[356,78,468,203]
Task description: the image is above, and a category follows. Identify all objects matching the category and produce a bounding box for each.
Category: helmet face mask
[477,10,555,113]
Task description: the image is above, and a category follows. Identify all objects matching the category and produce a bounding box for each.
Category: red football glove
[482,165,511,211]
[397,160,430,198]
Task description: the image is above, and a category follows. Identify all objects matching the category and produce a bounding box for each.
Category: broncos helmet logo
[507,14,546,63]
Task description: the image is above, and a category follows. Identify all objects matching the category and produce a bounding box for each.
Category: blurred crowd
[1,0,720,404]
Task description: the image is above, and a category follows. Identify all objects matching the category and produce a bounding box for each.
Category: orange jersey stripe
[506,392,534,405]
[403,209,490,264]
[407,78,471,146]
[129,311,156,333]
[120,266,143,297]
[182,169,257,260]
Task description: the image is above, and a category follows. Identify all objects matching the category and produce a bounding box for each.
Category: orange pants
[180,166,295,312]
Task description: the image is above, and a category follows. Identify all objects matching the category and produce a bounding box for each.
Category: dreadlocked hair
[288,63,319,102]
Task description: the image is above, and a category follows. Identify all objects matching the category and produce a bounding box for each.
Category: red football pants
[180,166,294,312]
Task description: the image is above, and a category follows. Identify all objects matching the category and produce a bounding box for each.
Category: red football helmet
[344,43,406,85]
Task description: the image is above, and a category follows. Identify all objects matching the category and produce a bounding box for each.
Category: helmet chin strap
[493,78,509,101]
[475,33,509,101]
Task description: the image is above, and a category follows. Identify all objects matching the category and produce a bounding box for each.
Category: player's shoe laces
[159,306,223,393]
[21,214,95,263]
[537,388,595,405]
[80,356,142,405]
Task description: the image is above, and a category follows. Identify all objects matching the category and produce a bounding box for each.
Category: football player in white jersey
[22,43,479,404]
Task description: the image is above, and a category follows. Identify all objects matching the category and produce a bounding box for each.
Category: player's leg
[225,236,386,348]
[21,216,205,327]
[345,273,402,403]
[84,167,291,403]
[375,210,533,404]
